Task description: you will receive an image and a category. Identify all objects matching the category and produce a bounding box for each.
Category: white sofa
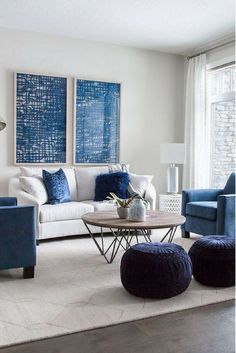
[9,165,156,241]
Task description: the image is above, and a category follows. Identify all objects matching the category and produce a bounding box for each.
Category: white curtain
[183,54,211,189]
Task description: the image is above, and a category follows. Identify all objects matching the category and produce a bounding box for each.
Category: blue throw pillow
[43,169,71,205]
[94,172,130,201]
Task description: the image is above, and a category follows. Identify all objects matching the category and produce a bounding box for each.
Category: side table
[159,194,182,214]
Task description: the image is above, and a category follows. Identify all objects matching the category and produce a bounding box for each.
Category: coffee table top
[82,210,185,230]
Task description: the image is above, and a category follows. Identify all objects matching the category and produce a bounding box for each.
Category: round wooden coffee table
[82,210,185,263]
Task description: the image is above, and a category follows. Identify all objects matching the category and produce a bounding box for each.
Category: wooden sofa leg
[23,266,35,279]
[182,230,190,238]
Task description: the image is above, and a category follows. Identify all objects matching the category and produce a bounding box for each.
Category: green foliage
[107,192,148,208]
[107,192,134,208]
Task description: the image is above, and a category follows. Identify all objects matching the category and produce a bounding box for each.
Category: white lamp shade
[160,143,186,164]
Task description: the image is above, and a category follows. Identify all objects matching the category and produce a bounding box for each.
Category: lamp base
[167,164,178,194]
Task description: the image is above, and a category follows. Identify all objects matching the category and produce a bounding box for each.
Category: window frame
[207,59,235,188]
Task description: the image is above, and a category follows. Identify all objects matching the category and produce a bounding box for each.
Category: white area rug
[0,231,234,348]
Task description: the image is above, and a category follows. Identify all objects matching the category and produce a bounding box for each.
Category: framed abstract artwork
[15,72,67,164]
[74,78,120,164]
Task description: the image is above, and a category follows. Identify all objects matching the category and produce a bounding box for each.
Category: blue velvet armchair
[0,197,36,278]
[181,173,235,238]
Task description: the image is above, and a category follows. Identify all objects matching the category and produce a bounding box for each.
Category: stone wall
[211,100,235,188]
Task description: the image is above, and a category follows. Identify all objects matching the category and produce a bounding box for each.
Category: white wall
[0,28,185,198]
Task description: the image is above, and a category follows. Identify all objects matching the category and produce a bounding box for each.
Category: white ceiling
[0,0,234,55]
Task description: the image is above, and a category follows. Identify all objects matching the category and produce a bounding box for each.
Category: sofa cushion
[186,201,217,221]
[75,166,109,201]
[83,200,117,212]
[43,169,71,205]
[40,202,94,223]
[94,172,130,201]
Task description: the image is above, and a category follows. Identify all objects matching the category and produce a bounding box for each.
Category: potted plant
[107,192,134,219]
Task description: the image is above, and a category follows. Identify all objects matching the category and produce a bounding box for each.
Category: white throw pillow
[108,164,130,173]
[59,168,77,201]
[20,166,41,177]
[128,173,153,197]
[20,176,48,205]
[75,166,109,201]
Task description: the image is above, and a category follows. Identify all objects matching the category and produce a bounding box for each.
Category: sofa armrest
[0,197,17,206]
[144,183,156,210]
[15,189,39,206]
[181,189,223,216]
[0,206,36,269]
[217,194,235,236]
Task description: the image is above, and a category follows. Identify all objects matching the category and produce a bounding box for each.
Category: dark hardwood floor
[0,300,234,353]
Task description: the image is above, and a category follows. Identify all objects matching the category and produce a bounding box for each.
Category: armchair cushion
[182,189,223,217]
[186,201,217,221]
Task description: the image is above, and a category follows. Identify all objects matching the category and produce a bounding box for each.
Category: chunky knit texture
[189,235,235,287]
[120,242,192,299]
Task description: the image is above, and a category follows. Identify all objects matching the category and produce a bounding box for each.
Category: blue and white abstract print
[16,73,67,164]
[75,79,120,164]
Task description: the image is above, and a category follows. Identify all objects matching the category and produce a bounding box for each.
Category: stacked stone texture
[212,100,235,189]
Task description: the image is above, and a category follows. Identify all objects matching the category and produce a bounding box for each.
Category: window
[207,64,236,188]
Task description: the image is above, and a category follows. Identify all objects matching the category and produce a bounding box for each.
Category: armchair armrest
[9,176,41,239]
[182,189,223,216]
[0,197,17,206]
[144,183,156,210]
[217,194,235,236]
[0,206,36,270]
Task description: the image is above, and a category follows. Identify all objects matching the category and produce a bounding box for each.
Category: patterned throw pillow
[43,169,71,205]
[94,172,130,201]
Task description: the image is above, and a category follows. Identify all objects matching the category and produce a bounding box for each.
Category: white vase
[129,199,146,222]
[117,207,129,219]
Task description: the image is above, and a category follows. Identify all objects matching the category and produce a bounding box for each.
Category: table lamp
[0,117,6,131]
[160,143,186,194]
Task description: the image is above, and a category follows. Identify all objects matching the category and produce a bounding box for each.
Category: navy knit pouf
[189,236,235,287]
[120,242,192,299]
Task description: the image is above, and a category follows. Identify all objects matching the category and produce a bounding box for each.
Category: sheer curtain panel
[183,54,211,189]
